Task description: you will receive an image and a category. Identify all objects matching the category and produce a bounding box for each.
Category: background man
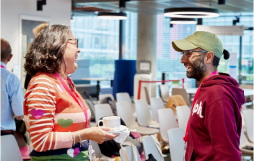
[1,38,24,136]
[172,31,245,161]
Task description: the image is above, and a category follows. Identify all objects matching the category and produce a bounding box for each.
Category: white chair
[135,99,159,128]
[116,92,136,113]
[243,109,253,142]
[150,97,165,122]
[142,136,164,161]
[119,144,141,161]
[176,106,191,130]
[1,135,23,161]
[240,127,253,159]
[158,108,178,142]
[90,140,114,160]
[159,84,170,102]
[171,84,180,88]
[94,104,114,123]
[116,101,159,135]
[99,94,114,102]
[167,128,185,161]
[172,88,191,107]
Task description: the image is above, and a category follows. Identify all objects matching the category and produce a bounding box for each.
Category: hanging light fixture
[98,12,127,20]
[98,0,127,20]
[164,8,219,18]
[170,18,197,24]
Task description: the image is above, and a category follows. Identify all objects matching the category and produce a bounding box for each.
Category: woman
[23,24,118,160]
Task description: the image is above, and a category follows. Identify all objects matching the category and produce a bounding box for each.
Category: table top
[185,88,253,97]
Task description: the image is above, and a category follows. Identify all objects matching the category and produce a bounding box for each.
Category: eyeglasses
[181,50,207,58]
[68,39,78,48]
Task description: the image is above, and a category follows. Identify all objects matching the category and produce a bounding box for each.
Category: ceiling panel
[73,0,253,15]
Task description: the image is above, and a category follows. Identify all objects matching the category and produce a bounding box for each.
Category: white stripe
[33,82,53,87]
[28,108,54,112]
[35,138,45,151]
[54,132,57,150]
[29,118,53,122]
[31,77,52,85]
[27,104,55,107]
[28,93,55,99]
[30,133,44,140]
[30,123,53,129]
[48,133,53,150]
[40,134,50,152]
[33,134,46,145]
[27,98,56,103]
[30,128,52,134]
[26,87,55,94]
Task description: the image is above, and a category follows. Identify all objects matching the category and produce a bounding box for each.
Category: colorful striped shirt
[24,72,91,158]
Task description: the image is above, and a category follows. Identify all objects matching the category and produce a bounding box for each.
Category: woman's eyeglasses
[68,39,78,48]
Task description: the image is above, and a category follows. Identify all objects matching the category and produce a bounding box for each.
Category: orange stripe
[54,122,87,132]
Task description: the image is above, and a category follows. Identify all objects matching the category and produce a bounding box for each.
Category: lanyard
[183,70,218,142]
[1,65,5,69]
[54,73,89,128]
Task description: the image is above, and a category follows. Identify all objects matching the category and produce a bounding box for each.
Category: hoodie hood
[202,72,245,107]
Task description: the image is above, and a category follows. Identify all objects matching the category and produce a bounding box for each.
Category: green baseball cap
[172,31,223,59]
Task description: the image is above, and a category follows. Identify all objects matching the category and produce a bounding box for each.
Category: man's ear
[7,54,13,62]
[205,52,214,64]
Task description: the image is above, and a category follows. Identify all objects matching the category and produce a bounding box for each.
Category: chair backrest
[135,99,153,126]
[167,128,185,161]
[158,108,178,142]
[94,104,114,123]
[116,93,135,112]
[116,101,138,128]
[159,84,169,102]
[143,87,150,105]
[1,135,23,161]
[243,109,253,142]
[150,97,165,122]
[176,106,191,130]
[172,88,191,107]
[99,94,114,102]
[142,136,164,161]
[90,140,103,158]
[119,145,141,161]
[171,84,180,88]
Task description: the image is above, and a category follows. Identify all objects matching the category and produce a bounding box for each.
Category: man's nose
[180,55,187,63]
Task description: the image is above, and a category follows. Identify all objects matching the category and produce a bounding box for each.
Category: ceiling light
[164,8,219,18]
[98,12,127,20]
[170,18,197,24]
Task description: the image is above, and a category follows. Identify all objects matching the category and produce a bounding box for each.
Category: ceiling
[72,0,253,16]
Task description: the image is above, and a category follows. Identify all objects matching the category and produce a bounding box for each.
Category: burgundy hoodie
[185,73,245,161]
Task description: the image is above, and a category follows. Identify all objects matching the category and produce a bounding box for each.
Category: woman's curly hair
[24,24,71,76]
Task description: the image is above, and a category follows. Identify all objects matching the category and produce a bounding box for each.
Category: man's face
[180,49,207,82]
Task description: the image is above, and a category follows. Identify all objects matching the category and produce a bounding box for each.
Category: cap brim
[172,39,198,52]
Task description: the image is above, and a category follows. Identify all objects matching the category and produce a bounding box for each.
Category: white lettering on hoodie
[192,100,204,118]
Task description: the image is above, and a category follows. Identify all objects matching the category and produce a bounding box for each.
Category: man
[1,38,24,135]
[172,31,245,161]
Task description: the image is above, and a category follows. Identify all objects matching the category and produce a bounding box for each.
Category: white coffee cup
[98,116,120,128]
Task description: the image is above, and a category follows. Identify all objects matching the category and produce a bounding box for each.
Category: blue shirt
[1,62,24,131]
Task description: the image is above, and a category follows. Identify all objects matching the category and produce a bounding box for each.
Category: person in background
[24,22,49,90]
[24,24,118,160]
[1,38,24,135]
[172,31,245,161]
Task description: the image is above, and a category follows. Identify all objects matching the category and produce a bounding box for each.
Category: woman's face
[62,32,80,75]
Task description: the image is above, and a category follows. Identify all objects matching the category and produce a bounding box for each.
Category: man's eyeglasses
[68,39,78,48]
[181,50,207,58]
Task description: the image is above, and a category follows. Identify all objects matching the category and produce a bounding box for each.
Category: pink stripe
[55,110,91,124]
[55,132,73,149]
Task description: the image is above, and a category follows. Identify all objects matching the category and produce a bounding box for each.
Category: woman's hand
[81,127,119,144]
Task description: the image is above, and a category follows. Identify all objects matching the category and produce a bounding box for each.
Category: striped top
[24,72,91,153]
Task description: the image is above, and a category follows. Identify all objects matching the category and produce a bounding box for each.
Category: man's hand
[15,115,24,120]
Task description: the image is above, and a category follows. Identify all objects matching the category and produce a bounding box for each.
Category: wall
[1,0,71,78]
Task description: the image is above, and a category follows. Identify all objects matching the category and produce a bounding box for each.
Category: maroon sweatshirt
[185,73,245,161]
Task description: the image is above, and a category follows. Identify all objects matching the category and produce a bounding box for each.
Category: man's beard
[185,57,206,82]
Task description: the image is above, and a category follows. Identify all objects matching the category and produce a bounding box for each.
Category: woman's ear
[205,52,214,64]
